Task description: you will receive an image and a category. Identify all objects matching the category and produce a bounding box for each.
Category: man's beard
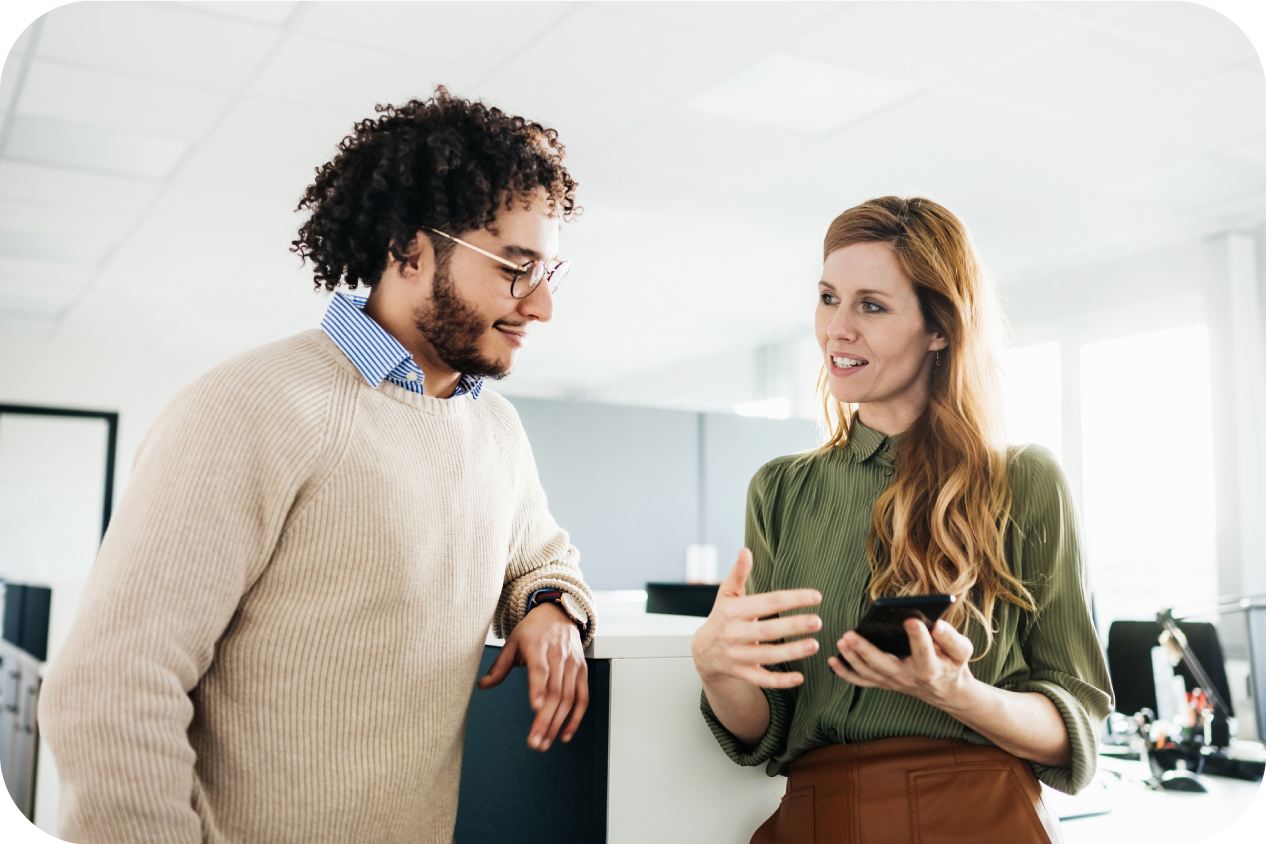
[413,263,511,381]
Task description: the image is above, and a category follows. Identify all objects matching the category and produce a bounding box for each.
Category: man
[40,88,596,844]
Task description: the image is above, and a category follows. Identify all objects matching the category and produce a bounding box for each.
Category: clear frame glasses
[423,227,570,299]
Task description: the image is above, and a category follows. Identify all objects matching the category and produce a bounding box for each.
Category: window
[1000,341,1062,460]
[1079,325,1217,628]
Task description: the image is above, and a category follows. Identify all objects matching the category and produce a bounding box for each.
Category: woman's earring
[936,350,940,367]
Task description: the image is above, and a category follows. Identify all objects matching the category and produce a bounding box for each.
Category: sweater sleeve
[490,403,596,648]
[700,462,797,768]
[1007,446,1115,794]
[38,358,345,843]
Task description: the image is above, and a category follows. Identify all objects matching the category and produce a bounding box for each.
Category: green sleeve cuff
[1018,675,1112,794]
[700,686,793,769]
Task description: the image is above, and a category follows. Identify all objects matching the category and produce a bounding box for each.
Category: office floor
[1054,754,1263,843]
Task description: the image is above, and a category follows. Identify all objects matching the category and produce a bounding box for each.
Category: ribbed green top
[701,420,1114,795]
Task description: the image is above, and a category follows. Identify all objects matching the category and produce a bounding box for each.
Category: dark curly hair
[292,86,579,291]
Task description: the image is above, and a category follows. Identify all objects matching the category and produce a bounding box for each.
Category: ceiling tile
[1098,153,1266,212]
[471,75,657,159]
[686,53,920,135]
[4,20,35,58]
[0,255,97,314]
[207,96,362,163]
[1099,1,1259,67]
[0,198,134,242]
[963,26,1221,117]
[173,144,314,208]
[1104,68,1266,157]
[249,34,477,112]
[39,2,283,90]
[177,1,299,26]
[0,160,162,214]
[581,107,818,184]
[16,60,232,140]
[295,1,572,73]
[602,1,847,48]
[785,2,1081,88]
[498,5,765,104]
[1020,1,1135,24]
[1,48,25,106]
[4,117,189,180]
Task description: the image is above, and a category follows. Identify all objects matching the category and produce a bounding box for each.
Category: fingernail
[812,592,822,602]
[804,640,818,653]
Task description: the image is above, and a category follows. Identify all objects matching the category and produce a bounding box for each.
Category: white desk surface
[486,611,706,659]
[1053,753,1263,843]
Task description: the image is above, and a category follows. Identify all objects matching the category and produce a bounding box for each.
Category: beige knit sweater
[40,329,597,844]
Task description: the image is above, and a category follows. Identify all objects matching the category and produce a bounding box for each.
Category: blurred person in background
[40,88,595,844]
[691,196,1112,843]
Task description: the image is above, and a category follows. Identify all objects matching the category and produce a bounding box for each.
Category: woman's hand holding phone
[691,547,824,689]
[828,616,977,709]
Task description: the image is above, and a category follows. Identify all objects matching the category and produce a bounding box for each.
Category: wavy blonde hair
[816,196,1032,655]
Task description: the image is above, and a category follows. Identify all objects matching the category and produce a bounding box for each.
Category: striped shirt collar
[320,292,484,400]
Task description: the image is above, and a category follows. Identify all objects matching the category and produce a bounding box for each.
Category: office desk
[1053,752,1263,843]
[456,612,1265,843]
[455,613,785,843]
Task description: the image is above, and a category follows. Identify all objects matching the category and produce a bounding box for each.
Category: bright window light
[734,397,791,419]
[1000,341,1062,461]
[1080,325,1217,629]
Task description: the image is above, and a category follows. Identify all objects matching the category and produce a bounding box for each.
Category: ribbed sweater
[40,329,596,844]
[701,420,1113,795]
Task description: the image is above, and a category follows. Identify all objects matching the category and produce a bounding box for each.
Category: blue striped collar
[320,292,484,400]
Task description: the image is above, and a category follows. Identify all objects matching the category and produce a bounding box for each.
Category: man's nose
[518,277,554,323]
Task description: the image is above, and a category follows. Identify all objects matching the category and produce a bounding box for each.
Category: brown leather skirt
[751,737,1063,844]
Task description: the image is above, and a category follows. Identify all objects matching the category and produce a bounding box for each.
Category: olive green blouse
[701,421,1114,795]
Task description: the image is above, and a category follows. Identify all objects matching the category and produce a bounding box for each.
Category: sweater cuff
[1017,678,1104,794]
[700,686,792,769]
[495,565,596,650]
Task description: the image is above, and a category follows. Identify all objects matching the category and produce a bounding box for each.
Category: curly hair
[292,86,579,291]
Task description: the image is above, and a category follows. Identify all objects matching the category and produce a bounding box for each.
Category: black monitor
[1106,619,1235,722]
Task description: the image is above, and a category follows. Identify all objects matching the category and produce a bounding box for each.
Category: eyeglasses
[423,227,570,299]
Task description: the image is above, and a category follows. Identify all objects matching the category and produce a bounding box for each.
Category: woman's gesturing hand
[691,548,824,689]
[828,617,976,708]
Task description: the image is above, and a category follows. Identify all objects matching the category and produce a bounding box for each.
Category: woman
[691,197,1112,844]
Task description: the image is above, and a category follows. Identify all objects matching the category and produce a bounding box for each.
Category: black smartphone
[850,595,956,658]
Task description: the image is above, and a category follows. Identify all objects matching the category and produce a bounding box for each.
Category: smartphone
[850,595,956,658]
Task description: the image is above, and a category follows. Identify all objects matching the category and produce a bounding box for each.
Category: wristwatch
[527,588,589,634]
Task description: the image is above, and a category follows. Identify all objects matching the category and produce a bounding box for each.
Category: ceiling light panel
[5,117,188,179]
[38,2,282,90]
[687,53,919,135]
[785,2,1080,89]
[0,160,162,214]
[17,60,232,139]
[499,5,765,105]
[603,1,845,48]
[177,1,299,26]
[248,36,478,111]
[295,1,572,74]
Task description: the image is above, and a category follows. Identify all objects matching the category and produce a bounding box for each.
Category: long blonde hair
[817,196,1032,654]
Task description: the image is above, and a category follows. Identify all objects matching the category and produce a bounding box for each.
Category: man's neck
[361,289,462,398]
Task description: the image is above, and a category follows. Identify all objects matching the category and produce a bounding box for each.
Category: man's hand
[477,601,588,751]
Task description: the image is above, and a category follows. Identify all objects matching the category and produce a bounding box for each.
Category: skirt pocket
[907,764,1050,844]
